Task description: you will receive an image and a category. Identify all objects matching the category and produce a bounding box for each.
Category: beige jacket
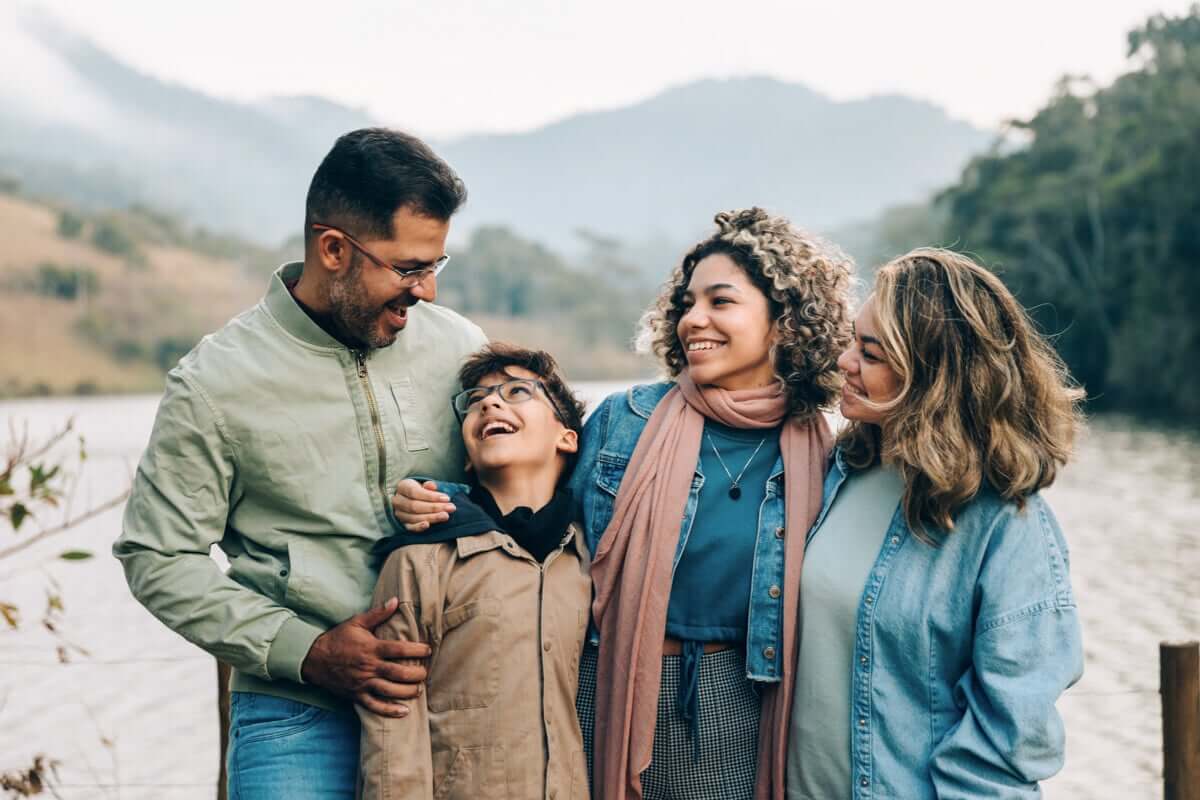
[359,523,592,800]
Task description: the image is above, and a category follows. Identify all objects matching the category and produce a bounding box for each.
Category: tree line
[938,7,1200,420]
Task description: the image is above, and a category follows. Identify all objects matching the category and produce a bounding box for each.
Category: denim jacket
[566,381,789,682]
[815,448,1084,799]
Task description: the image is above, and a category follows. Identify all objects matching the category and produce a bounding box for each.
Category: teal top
[665,419,781,642]
[665,419,781,757]
[786,464,904,800]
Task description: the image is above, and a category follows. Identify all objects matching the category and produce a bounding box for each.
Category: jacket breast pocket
[428,600,501,711]
[389,378,431,452]
[590,450,629,535]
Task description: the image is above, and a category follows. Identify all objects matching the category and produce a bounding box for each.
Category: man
[359,343,590,799]
[114,128,487,799]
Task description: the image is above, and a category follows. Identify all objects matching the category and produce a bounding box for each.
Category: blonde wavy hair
[639,208,853,421]
[840,248,1085,540]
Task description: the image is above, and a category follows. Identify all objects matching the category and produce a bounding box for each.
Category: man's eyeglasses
[452,378,566,424]
[310,223,449,287]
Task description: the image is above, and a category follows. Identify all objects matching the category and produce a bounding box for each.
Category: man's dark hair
[458,342,587,478]
[304,128,467,247]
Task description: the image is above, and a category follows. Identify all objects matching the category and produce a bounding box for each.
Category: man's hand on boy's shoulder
[300,597,431,717]
[393,479,458,532]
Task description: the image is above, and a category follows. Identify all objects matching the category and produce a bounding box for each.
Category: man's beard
[326,255,400,351]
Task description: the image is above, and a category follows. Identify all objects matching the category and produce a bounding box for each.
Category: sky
[15,0,1199,138]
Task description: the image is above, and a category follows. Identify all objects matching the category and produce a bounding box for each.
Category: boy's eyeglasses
[452,378,566,424]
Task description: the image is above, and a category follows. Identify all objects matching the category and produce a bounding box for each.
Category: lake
[1,388,1197,799]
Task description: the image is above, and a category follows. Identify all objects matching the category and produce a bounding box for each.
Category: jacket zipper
[355,352,389,510]
[537,559,550,796]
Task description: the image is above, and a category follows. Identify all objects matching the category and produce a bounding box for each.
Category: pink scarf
[589,374,831,800]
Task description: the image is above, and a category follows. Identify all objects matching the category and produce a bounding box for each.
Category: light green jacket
[114,262,487,710]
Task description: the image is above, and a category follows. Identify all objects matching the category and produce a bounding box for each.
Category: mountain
[0,8,374,242]
[0,8,993,252]
[440,78,993,252]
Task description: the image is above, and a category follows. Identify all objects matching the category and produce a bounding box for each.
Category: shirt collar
[263,262,346,350]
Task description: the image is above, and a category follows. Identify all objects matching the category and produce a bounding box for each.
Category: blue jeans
[227,691,360,800]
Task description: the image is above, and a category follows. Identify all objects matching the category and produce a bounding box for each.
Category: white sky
[20,0,1197,138]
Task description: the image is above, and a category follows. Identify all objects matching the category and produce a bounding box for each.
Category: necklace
[705,432,768,500]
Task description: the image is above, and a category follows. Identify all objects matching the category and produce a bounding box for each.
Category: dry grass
[0,192,654,396]
[0,194,260,397]
[0,293,163,395]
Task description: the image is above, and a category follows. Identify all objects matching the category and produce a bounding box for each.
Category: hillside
[0,189,655,398]
[0,192,265,396]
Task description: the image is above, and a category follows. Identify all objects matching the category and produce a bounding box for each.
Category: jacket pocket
[590,450,629,541]
[428,600,501,711]
[594,450,628,497]
[283,538,364,625]
[390,378,431,452]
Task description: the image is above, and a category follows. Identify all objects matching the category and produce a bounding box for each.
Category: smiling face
[837,295,903,426]
[460,366,579,480]
[676,253,777,391]
[324,206,449,350]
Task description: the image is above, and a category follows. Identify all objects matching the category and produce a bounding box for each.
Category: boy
[359,343,591,800]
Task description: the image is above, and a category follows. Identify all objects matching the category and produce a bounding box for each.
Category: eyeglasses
[310,223,449,286]
[452,378,566,424]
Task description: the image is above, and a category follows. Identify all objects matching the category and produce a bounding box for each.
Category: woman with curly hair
[573,208,852,800]
[394,207,853,799]
[789,248,1084,799]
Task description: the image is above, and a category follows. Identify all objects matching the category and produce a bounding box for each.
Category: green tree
[90,219,141,261]
[941,5,1200,418]
[56,210,84,240]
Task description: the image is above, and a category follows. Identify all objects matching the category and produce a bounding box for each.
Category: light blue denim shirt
[813,447,1084,799]
[567,382,789,682]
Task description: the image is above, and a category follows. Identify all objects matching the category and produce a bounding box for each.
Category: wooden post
[1161,641,1200,800]
[218,660,231,800]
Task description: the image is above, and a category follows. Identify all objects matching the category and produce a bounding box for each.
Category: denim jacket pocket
[590,450,629,545]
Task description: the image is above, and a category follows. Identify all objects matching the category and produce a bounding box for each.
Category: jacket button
[859,718,867,726]
[768,585,781,599]
[865,595,873,605]
[860,777,869,787]
[860,656,868,665]
[763,646,776,660]
[279,569,288,577]
[891,536,900,545]
[775,526,785,539]
[544,641,552,652]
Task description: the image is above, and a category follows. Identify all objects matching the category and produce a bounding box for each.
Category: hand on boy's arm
[392,479,456,532]
[300,597,431,717]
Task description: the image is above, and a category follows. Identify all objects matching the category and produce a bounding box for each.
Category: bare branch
[2,420,75,484]
[0,491,129,562]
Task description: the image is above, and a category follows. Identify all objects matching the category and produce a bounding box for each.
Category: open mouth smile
[480,420,518,440]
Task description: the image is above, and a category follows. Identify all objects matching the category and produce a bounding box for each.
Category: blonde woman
[788,249,1084,799]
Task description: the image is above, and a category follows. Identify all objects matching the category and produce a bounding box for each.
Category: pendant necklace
[705,432,768,501]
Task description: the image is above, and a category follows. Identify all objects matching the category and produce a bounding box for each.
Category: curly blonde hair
[638,208,853,421]
[840,248,1085,541]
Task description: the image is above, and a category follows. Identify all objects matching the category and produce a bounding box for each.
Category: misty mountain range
[0,8,994,252]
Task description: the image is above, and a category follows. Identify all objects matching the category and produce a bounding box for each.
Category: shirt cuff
[266,615,326,684]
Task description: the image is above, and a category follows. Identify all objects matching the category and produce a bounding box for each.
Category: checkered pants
[577,644,762,799]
